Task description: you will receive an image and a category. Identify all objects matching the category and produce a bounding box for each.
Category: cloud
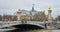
[0,0,60,18]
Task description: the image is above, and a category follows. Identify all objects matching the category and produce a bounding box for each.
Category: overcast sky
[0,0,60,18]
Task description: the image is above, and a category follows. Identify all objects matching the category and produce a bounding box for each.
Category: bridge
[0,21,45,31]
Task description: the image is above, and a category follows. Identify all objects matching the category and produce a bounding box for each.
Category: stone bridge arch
[12,24,45,31]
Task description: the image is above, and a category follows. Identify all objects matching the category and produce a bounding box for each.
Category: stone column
[47,6,54,29]
[48,6,52,23]
[17,9,21,21]
[17,14,20,21]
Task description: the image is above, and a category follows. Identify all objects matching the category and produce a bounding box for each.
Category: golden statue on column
[48,6,52,23]
[17,9,21,21]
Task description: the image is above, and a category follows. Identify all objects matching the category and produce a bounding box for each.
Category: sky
[0,0,60,19]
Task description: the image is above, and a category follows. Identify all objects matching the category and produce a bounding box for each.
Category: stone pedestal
[17,14,20,21]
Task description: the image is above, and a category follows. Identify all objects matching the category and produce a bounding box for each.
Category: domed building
[16,5,48,21]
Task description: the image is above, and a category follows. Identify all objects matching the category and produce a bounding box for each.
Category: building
[2,15,13,21]
[16,5,48,21]
[2,5,53,22]
[0,15,2,21]
[55,16,60,21]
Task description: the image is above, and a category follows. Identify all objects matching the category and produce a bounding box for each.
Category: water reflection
[6,29,43,32]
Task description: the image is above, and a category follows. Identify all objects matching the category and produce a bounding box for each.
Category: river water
[2,29,60,32]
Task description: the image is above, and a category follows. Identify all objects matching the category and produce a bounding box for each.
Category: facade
[55,16,60,21]
[2,15,13,21]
